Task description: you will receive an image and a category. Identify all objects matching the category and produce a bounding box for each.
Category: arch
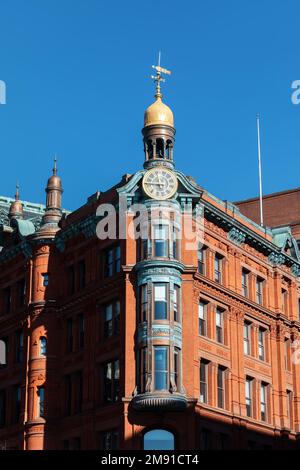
[147,140,154,159]
[156,138,164,158]
[39,336,47,357]
[166,139,172,159]
[143,428,175,450]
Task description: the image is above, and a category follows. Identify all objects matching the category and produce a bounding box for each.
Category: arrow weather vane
[151,51,171,99]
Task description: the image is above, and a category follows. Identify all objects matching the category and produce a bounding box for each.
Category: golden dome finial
[151,51,171,101]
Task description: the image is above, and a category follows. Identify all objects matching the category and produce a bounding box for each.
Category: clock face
[142,167,178,200]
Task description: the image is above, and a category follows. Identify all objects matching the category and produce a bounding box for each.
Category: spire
[40,156,63,228]
[9,182,23,220]
[53,155,57,176]
[15,183,20,201]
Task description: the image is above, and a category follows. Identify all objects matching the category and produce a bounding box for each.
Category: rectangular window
[78,260,86,290]
[64,375,72,416]
[103,300,120,338]
[260,383,267,422]
[256,278,264,305]
[217,433,228,451]
[15,330,23,364]
[114,246,121,274]
[154,283,168,320]
[214,255,222,283]
[242,269,249,297]
[139,348,147,393]
[12,384,21,424]
[37,386,45,418]
[154,225,168,257]
[258,328,265,361]
[154,346,168,391]
[200,360,208,404]
[216,308,224,344]
[200,428,211,450]
[173,227,179,260]
[141,239,148,261]
[42,274,49,287]
[67,265,75,294]
[103,360,119,403]
[17,279,25,307]
[0,337,8,367]
[78,314,84,349]
[104,246,121,277]
[282,288,288,313]
[198,302,207,337]
[217,366,225,409]
[140,285,147,323]
[3,287,11,314]
[105,249,114,277]
[114,300,120,335]
[284,338,291,371]
[173,285,179,322]
[243,322,251,355]
[245,377,253,417]
[197,246,206,275]
[287,390,293,428]
[104,303,113,338]
[66,318,73,353]
[174,348,179,389]
[100,430,119,450]
[0,390,6,428]
[74,371,83,414]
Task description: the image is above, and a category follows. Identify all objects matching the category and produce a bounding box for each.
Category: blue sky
[0,0,299,210]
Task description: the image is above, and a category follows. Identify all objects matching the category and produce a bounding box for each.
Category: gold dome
[144,96,174,128]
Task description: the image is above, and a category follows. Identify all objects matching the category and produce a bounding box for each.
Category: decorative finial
[53,155,57,176]
[151,51,171,100]
[15,182,20,201]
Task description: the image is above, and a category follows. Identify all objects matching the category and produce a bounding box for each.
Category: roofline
[234,186,300,205]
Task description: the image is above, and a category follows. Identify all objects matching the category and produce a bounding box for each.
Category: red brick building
[1,69,300,451]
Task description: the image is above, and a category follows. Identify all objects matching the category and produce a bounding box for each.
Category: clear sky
[0,0,299,210]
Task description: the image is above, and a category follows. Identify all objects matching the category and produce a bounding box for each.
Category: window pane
[154,347,168,390]
[154,284,167,320]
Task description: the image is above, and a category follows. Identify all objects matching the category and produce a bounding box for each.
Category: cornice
[203,200,300,277]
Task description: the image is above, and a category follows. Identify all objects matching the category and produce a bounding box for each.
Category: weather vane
[151,51,171,99]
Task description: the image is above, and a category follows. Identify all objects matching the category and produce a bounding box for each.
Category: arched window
[147,140,153,159]
[156,139,164,158]
[40,337,47,357]
[143,429,175,450]
[166,140,172,159]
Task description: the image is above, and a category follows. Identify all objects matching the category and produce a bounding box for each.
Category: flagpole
[256,114,264,227]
